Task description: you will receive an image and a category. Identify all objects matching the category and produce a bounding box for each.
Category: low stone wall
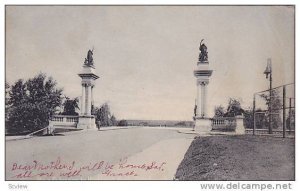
[211,117,236,131]
[211,115,245,134]
[49,115,79,129]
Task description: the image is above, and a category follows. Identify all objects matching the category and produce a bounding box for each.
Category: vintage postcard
[5,5,295,183]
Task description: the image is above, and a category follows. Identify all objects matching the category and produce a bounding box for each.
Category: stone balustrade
[211,117,236,131]
[211,115,245,134]
[49,115,79,128]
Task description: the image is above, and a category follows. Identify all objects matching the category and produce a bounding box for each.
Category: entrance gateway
[48,44,245,133]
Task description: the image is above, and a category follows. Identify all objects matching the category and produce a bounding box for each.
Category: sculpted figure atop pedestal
[199,39,208,62]
[84,49,94,67]
[78,48,99,129]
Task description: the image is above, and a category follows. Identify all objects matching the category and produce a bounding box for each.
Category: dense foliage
[214,105,225,118]
[93,103,118,127]
[213,98,243,118]
[6,74,63,134]
[259,89,282,129]
[60,97,79,116]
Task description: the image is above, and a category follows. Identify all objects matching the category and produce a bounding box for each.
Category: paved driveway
[6,127,195,180]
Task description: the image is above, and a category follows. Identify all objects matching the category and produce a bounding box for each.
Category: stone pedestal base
[235,115,245,134]
[77,115,97,129]
[194,117,212,133]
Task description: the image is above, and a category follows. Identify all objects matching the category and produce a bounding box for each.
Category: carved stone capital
[81,78,96,87]
[200,81,209,86]
[82,81,93,87]
[197,79,209,86]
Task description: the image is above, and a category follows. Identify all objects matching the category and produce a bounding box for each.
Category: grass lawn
[175,135,294,180]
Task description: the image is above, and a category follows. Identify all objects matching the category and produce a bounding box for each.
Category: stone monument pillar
[194,40,213,133]
[77,49,99,129]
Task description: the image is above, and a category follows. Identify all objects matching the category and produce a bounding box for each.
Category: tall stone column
[81,84,86,115]
[91,86,94,112]
[85,85,88,115]
[200,81,209,117]
[196,83,200,116]
[201,83,205,117]
[86,84,92,115]
[196,80,209,118]
[193,39,213,133]
[77,49,99,129]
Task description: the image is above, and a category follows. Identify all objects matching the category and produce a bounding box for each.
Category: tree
[61,97,79,115]
[94,103,117,127]
[5,82,11,133]
[224,98,243,117]
[8,79,27,107]
[5,82,10,106]
[260,89,282,129]
[286,109,295,130]
[118,120,128,126]
[214,105,225,117]
[110,115,117,126]
[7,73,63,134]
[243,108,267,129]
[243,108,253,129]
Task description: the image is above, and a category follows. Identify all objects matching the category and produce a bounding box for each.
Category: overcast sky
[6,6,294,120]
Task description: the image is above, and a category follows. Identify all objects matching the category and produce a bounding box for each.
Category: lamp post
[263,58,272,134]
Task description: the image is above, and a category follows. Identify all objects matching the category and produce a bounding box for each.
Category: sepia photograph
[4,5,295,182]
